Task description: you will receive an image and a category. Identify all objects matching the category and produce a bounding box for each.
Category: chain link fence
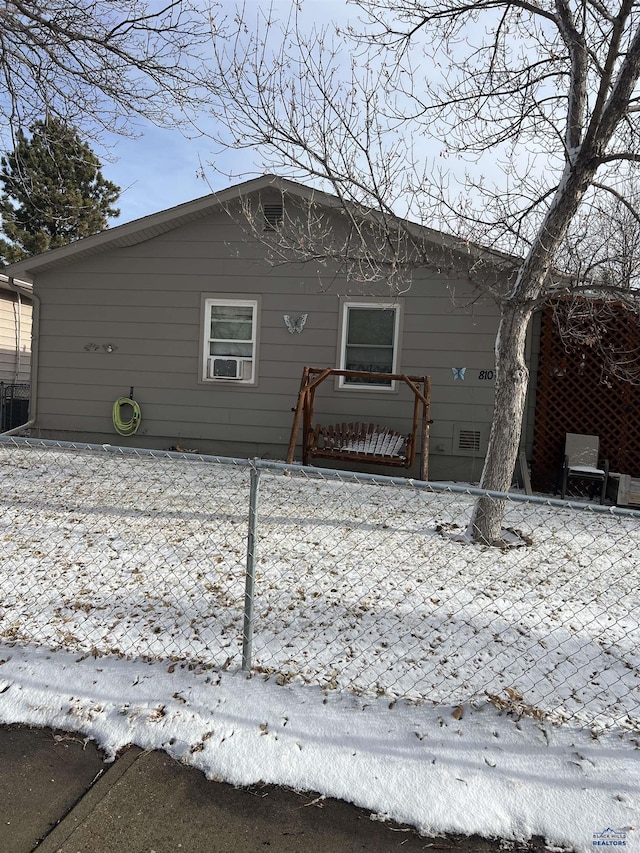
[1,436,638,733]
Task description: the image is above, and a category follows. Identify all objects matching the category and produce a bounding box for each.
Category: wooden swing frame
[286,367,432,481]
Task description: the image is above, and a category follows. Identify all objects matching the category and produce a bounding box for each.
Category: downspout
[2,276,39,435]
[13,289,21,383]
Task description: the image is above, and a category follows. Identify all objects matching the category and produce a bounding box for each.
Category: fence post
[242,464,261,672]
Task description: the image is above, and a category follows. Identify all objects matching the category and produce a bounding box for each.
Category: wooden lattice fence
[531,301,640,492]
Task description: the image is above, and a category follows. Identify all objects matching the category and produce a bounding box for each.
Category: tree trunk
[467,160,601,544]
[468,302,534,544]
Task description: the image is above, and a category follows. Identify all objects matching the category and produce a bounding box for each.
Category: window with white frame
[202,299,258,383]
[339,302,400,387]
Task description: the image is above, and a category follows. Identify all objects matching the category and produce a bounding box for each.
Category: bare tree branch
[0,0,218,148]
[592,179,640,224]
[208,0,640,543]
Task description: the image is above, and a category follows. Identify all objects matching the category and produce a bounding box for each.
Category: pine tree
[0,118,120,264]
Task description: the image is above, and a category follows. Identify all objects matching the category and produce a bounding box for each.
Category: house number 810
[478,370,495,380]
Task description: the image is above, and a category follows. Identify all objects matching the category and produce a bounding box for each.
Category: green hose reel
[112,395,141,436]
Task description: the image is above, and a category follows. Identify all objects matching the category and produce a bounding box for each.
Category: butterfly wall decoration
[283,314,308,334]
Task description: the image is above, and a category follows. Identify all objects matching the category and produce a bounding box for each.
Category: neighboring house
[4,175,537,481]
[0,275,31,384]
[0,275,32,431]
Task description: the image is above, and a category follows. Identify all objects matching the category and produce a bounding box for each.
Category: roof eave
[0,273,33,296]
[3,174,289,279]
[3,173,519,279]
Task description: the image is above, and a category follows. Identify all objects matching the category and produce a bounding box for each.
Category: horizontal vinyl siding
[37,398,295,430]
[33,209,506,474]
[0,294,31,384]
[39,385,298,413]
[38,367,307,396]
[40,324,343,352]
[401,349,497,369]
[41,256,328,286]
[43,304,200,325]
[38,415,292,448]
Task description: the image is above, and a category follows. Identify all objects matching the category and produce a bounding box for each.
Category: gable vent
[263,203,284,231]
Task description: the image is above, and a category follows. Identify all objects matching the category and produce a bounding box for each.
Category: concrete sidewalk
[0,725,546,853]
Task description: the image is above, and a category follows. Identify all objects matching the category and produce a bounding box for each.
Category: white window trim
[338,301,401,390]
[201,297,259,384]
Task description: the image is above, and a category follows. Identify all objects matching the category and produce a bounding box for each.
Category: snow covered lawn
[0,440,638,851]
[1,442,638,731]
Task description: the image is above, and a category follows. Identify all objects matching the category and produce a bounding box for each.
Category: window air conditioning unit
[208,356,252,380]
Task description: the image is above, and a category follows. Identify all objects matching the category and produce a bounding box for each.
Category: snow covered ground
[0,440,638,851]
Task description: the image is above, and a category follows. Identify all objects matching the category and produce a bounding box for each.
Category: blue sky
[102,0,357,226]
[101,122,246,226]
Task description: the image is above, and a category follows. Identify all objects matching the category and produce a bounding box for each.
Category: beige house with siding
[4,175,537,481]
[0,276,31,385]
[0,276,32,432]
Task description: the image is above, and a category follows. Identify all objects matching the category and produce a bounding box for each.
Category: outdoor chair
[560,433,609,504]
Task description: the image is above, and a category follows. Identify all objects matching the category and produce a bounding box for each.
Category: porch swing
[286,367,432,480]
